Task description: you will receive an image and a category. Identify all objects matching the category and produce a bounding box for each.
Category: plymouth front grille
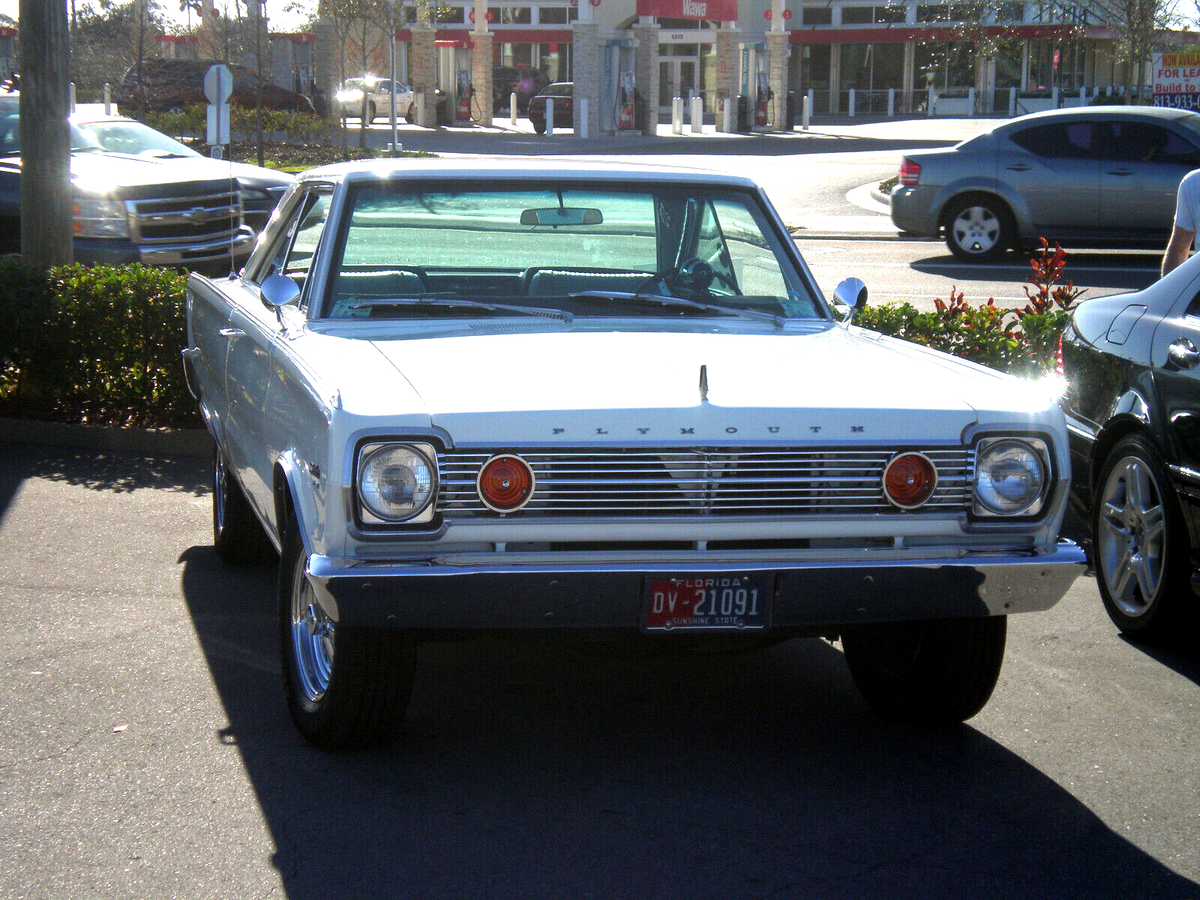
[437,447,974,518]
[127,189,243,245]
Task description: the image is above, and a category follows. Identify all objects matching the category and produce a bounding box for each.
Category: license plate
[643,574,774,631]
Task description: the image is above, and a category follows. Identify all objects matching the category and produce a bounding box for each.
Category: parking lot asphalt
[1,442,1198,900]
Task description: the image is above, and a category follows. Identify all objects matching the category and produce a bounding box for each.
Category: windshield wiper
[567,290,785,329]
[346,296,574,323]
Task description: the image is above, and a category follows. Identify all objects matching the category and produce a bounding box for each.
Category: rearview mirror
[520,207,604,227]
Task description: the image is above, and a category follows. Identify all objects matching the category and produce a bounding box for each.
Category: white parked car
[334,77,413,122]
[183,160,1084,749]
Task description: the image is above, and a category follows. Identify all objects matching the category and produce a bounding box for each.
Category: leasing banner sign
[1153,52,1200,110]
[636,0,739,20]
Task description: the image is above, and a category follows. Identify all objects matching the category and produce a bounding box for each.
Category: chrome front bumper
[306,541,1086,630]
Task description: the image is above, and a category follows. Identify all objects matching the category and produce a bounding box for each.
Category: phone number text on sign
[644,574,773,630]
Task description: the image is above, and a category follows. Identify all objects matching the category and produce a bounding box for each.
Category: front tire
[943,196,1013,262]
[1093,434,1193,638]
[279,512,416,750]
[213,447,274,564]
[842,616,1007,724]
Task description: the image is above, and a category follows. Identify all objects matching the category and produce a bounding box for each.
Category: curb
[0,417,212,459]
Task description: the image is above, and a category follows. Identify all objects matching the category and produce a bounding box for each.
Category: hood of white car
[342,325,1052,445]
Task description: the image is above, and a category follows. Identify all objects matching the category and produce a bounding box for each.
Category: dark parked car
[492,65,549,112]
[528,82,572,134]
[71,113,293,233]
[1061,250,1200,638]
[891,106,1200,261]
[116,59,315,114]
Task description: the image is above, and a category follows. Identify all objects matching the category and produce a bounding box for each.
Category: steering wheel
[644,257,741,296]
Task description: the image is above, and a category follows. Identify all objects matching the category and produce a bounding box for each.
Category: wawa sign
[636,0,739,20]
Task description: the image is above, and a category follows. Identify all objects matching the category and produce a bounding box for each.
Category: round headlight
[975,439,1046,515]
[359,444,435,521]
[883,452,938,509]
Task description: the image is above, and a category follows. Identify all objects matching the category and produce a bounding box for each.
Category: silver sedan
[890,105,1200,261]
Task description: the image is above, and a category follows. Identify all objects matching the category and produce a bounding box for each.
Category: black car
[1060,253,1200,637]
[527,82,572,134]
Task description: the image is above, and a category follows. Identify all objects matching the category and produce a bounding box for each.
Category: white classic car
[184,160,1084,749]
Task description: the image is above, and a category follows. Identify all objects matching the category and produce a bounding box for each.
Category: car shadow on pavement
[178,545,1200,900]
[0,442,206,523]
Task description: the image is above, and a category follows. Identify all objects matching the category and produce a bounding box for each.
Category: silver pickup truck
[0,94,254,273]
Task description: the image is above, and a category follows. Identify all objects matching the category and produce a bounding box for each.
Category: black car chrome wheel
[1093,435,1192,638]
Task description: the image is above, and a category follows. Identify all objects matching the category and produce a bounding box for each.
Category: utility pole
[19,0,73,268]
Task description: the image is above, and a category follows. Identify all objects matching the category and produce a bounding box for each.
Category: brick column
[766,30,788,130]
[572,21,601,137]
[470,31,494,124]
[715,26,738,132]
[409,25,437,126]
[632,22,659,135]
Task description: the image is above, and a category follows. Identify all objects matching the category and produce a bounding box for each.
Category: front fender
[273,450,323,559]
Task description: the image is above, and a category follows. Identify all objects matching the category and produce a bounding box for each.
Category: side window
[702,198,791,300]
[1010,122,1096,160]
[254,188,332,304]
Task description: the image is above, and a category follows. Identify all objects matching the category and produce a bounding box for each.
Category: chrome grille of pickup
[127,189,243,245]
[437,447,974,517]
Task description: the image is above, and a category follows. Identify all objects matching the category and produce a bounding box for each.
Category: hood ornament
[699,364,709,403]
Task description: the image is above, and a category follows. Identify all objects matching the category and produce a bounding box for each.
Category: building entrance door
[659,58,697,116]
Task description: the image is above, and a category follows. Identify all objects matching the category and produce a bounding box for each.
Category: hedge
[0,258,195,428]
[0,241,1080,431]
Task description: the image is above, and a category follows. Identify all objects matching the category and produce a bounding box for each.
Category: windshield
[75,119,200,158]
[320,182,820,322]
[0,114,99,154]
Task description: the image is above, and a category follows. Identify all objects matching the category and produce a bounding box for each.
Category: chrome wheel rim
[951,206,1000,255]
[1097,455,1167,618]
[290,551,335,702]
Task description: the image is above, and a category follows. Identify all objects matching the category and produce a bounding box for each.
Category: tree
[319,0,390,150]
[71,0,167,102]
[20,0,73,268]
[1089,0,1184,99]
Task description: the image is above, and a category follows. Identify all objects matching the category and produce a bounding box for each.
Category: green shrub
[0,262,193,427]
[855,239,1079,378]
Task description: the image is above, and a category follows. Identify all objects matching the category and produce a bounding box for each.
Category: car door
[999,119,1099,235]
[1148,266,1200,515]
[224,187,333,523]
[1098,119,1200,236]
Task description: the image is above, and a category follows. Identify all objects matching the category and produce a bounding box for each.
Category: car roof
[297,158,759,189]
[997,104,1200,130]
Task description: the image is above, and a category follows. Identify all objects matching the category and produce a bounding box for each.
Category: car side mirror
[832,277,868,325]
[261,273,301,325]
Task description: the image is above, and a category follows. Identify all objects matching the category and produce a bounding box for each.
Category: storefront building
[385,0,1196,133]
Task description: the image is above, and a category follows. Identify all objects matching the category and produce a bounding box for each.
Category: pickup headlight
[973,437,1049,517]
[73,196,130,239]
[357,442,437,524]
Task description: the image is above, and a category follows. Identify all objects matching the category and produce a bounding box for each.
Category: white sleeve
[1176,170,1200,233]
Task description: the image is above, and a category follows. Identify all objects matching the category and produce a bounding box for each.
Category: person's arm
[1163,224,1196,277]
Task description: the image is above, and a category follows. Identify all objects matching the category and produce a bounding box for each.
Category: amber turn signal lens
[883,452,938,509]
[477,454,535,513]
